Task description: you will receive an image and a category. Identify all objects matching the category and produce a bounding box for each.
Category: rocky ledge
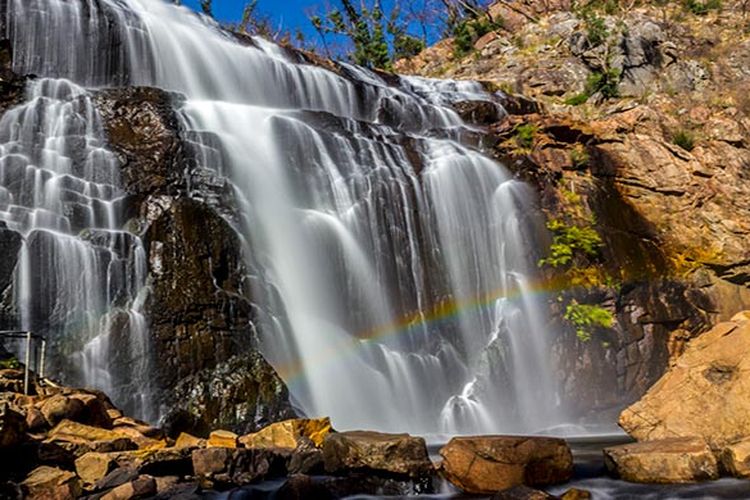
[0,368,589,499]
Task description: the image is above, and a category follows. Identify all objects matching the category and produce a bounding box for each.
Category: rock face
[719,438,750,479]
[439,436,573,494]
[21,466,82,500]
[322,431,433,479]
[619,315,750,447]
[603,437,719,483]
[92,87,296,434]
[239,417,332,449]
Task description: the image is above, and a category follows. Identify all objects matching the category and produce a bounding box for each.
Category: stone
[0,403,27,448]
[491,485,555,500]
[560,488,592,500]
[603,437,719,483]
[175,432,206,449]
[439,436,573,494]
[40,395,85,427]
[239,417,332,450]
[322,431,432,479]
[191,446,287,487]
[66,392,113,428]
[100,475,157,500]
[21,466,82,500]
[719,438,750,478]
[154,475,181,494]
[208,429,238,448]
[112,425,167,450]
[94,467,139,492]
[75,452,117,485]
[44,420,137,458]
[26,407,48,431]
[276,475,334,500]
[619,319,750,448]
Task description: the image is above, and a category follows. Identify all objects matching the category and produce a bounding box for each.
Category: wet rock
[239,417,332,449]
[603,437,718,483]
[20,466,82,500]
[208,429,238,448]
[0,403,26,448]
[93,467,139,492]
[40,394,86,427]
[322,431,433,479]
[719,438,750,478]
[491,485,555,500]
[191,446,287,488]
[276,474,335,500]
[560,488,592,500]
[453,100,503,125]
[439,436,573,494]
[76,446,194,482]
[619,317,750,447]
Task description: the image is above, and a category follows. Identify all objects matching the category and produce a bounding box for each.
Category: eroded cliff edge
[399,0,750,424]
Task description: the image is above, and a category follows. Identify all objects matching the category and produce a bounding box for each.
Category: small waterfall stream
[1,0,564,434]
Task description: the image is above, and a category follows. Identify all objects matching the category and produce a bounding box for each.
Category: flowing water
[1,0,563,434]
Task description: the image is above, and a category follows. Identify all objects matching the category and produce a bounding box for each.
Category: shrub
[453,16,503,58]
[539,219,603,268]
[683,0,722,15]
[564,301,615,342]
[513,123,538,150]
[570,146,590,169]
[585,14,609,47]
[672,129,695,151]
[565,67,621,105]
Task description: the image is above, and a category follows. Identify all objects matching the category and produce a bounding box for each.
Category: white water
[3,0,563,433]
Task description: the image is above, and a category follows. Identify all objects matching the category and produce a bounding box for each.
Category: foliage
[565,67,621,105]
[672,129,695,151]
[570,146,590,169]
[683,0,722,15]
[539,218,603,267]
[0,356,20,369]
[564,301,614,341]
[513,122,538,150]
[452,15,503,58]
[584,12,609,47]
[200,0,212,17]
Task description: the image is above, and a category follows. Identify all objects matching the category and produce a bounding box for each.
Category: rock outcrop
[619,314,750,448]
[603,437,719,483]
[439,436,573,494]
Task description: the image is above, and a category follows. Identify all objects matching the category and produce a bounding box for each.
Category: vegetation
[570,146,590,169]
[672,129,696,151]
[513,122,538,150]
[0,356,20,369]
[565,67,621,105]
[539,218,603,268]
[683,0,722,15]
[452,14,503,58]
[564,301,615,342]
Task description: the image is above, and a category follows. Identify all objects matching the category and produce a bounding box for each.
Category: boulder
[322,431,432,479]
[619,318,750,448]
[40,395,85,427]
[175,432,206,449]
[0,403,27,448]
[76,452,118,485]
[603,437,719,483]
[94,467,139,492]
[191,446,287,487]
[208,429,238,448]
[100,474,156,500]
[21,466,82,500]
[719,438,750,478]
[75,446,193,483]
[439,436,573,494]
[239,417,332,449]
[44,420,137,458]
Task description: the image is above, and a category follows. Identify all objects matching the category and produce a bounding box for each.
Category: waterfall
[2,0,563,434]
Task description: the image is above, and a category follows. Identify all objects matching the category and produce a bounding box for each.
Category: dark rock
[492,485,555,500]
[0,403,26,448]
[322,431,433,480]
[93,467,139,492]
[41,394,86,427]
[439,436,573,494]
[453,100,503,125]
[20,466,82,500]
[191,447,287,488]
[100,474,156,500]
[276,475,335,500]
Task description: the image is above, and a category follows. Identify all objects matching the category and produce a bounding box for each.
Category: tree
[200,0,212,18]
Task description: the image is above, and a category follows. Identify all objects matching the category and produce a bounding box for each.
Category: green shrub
[565,67,620,105]
[0,357,20,369]
[539,219,603,268]
[564,302,614,341]
[564,92,590,106]
[453,17,503,58]
[585,14,609,46]
[570,147,590,168]
[513,123,538,150]
[673,129,695,151]
[683,0,722,15]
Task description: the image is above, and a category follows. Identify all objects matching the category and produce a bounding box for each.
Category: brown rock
[112,425,167,450]
[21,466,82,500]
[619,318,750,447]
[175,432,206,449]
[45,420,137,458]
[100,475,156,500]
[208,429,238,448]
[191,446,286,486]
[560,488,592,500]
[26,407,48,431]
[75,452,117,485]
[439,436,573,494]
[0,403,27,448]
[67,392,113,428]
[719,438,750,478]
[603,437,719,483]
[40,395,85,427]
[322,431,432,479]
[239,417,332,450]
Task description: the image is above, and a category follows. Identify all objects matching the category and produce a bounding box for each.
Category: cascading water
[2,0,563,434]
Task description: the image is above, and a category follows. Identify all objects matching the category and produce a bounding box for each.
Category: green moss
[570,146,590,169]
[539,219,603,268]
[513,123,538,150]
[683,0,722,15]
[0,357,20,369]
[564,301,614,342]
